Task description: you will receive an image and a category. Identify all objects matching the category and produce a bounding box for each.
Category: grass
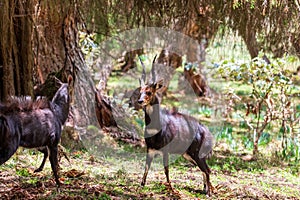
[1,140,299,199]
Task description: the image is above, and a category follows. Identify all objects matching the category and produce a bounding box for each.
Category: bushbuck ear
[138,56,146,86]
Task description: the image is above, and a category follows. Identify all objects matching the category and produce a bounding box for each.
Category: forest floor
[0,138,299,200]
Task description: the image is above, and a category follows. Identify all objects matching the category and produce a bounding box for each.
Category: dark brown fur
[138,82,214,196]
[0,97,50,114]
[184,67,210,97]
[0,80,71,186]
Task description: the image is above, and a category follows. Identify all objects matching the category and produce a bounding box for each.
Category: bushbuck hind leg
[141,150,154,186]
[48,145,60,186]
[194,157,211,196]
[34,147,48,173]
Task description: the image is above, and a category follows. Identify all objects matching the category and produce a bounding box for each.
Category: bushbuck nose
[138,99,144,104]
[138,93,145,104]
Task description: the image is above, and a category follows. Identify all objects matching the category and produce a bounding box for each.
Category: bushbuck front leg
[163,152,171,187]
[141,149,154,186]
[163,152,180,195]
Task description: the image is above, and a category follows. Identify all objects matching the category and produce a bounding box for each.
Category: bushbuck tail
[0,76,72,186]
[138,56,214,196]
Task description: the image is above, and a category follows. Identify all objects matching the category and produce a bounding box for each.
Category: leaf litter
[0,148,299,199]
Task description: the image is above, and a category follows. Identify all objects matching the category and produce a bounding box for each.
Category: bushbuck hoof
[56,184,61,193]
[206,190,211,197]
[204,185,212,197]
[164,182,173,190]
[34,168,43,173]
[55,179,62,188]
[141,180,146,186]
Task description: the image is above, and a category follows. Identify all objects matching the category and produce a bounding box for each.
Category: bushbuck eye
[146,91,152,96]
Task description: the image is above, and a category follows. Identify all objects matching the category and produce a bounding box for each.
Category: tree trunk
[292,35,300,58]
[0,1,98,148]
[32,1,72,83]
[19,0,34,96]
[0,0,15,101]
[240,30,259,59]
[253,130,260,156]
[0,0,34,101]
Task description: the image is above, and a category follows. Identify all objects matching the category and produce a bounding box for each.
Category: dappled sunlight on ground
[0,146,299,199]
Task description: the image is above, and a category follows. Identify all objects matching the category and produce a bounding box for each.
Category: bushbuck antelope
[184,64,210,97]
[138,56,214,196]
[0,76,72,186]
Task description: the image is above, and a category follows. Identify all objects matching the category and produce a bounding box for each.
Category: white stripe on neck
[146,128,160,135]
[145,104,153,115]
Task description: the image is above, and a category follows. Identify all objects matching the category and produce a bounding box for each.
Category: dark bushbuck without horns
[0,76,72,186]
[138,56,214,196]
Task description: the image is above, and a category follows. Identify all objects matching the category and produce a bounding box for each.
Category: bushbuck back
[0,76,72,186]
[138,56,214,196]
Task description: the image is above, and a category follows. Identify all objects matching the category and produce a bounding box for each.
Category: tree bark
[19,0,34,96]
[0,0,34,101]
[0,0,15,101]
[240,28,259,59]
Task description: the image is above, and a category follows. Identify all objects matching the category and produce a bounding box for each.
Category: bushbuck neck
[139,83,162,136]
[50,75,72,124]
[51,83,69,123]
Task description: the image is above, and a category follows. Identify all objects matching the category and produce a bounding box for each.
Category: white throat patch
[145,104,153,115]
[146,128,160,135]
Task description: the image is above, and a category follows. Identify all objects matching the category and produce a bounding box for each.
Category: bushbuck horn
[138,56,146,86]
[151,55,157,83]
